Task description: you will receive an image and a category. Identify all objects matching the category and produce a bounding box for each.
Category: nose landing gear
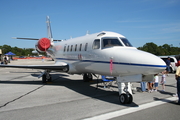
[117,82,133,104]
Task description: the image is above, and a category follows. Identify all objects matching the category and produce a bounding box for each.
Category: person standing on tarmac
[3,55,8,64]
[165,57,171,75]
[175,66,180,105]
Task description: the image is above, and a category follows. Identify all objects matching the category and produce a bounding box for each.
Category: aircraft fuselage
[51,31,166,76]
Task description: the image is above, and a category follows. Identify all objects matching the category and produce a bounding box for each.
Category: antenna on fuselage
[86,30,89,35]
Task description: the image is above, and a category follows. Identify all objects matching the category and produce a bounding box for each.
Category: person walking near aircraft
[147,81,153,93]
[172,59,180,97]
[153,74,159,92]
[3,55,8,65]
[140,82,146,92]
[165,57,171,75]
[175,66,180,105]
[161,71,166,92]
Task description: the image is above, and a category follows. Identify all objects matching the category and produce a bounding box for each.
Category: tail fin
[13,16,62,42]
[46,16,53,42]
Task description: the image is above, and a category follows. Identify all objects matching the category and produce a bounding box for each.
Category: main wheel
[42,74,47,83]
[47,75,52,82]
[119,93,129,104]
[83,73,92,82]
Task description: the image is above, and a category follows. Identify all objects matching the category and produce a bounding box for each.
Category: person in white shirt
[3,55,9,64]
[161,71,166,91]
[154,74,159,92]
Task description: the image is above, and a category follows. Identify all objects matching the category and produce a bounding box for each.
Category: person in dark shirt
[165,57,171,74]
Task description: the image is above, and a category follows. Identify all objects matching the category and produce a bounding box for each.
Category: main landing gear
[83,73,93,82]
[42,70,52,83]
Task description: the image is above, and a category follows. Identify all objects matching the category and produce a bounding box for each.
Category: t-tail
[46,16,53,42]
[12,16,61,53]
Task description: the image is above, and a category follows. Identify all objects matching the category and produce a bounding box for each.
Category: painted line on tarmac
[83,97,178,120]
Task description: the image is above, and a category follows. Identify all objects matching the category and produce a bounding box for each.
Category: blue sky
[0,0,180,48]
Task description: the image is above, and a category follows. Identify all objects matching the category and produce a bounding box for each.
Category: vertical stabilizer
[46,16,53,42]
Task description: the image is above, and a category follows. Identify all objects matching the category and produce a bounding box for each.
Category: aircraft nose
[135,50,166,74]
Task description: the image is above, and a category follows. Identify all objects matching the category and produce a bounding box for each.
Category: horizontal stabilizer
[12,37,62,41]
[12,37,39,40]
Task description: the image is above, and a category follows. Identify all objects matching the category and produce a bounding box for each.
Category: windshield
[103,38,123,48]
[120,38,133,47]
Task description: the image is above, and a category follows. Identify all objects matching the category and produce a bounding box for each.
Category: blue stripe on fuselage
[56,58,166,68]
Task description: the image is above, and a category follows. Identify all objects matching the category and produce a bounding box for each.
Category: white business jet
[0,16,166,104]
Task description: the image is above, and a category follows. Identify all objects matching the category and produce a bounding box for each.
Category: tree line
[0,44,34,56]
[137,42,180,56]
[0,42,180,56]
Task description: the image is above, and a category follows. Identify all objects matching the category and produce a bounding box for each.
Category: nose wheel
[117,82,133,104]
[119,93,133,104]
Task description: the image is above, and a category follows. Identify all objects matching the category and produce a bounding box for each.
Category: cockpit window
[92,39,100,49]
[103,38,123,48]
[120,38,133,47]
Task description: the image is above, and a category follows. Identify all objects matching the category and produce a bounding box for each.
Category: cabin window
[103,38,123,48]
[67,45,69,52]
[92,39,100,49]
[75,44,77,51]
[64,46,66,52]
[70,45,73,51]
[79,44,82,51]
[85,43,88,51]
[120,38,133,47]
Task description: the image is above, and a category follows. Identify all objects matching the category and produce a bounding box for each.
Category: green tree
[138,42,159,55]
[0,45,12,54]
[0,45,34,56]
[138,43,180,56]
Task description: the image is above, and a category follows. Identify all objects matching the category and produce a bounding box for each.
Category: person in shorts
[161,71,166,91]
[153,74,159,92]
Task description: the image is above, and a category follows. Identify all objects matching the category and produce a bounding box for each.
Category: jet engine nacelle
[35,38,51,53]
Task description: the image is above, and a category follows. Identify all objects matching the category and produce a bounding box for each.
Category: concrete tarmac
[111,102,180,120]
[0,59,179,120]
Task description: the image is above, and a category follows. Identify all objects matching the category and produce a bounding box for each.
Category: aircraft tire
[127,94,133,104]
[42,74,47,83]
[83,73,92,82]
[119,93,129,104]
[47,75,52,82]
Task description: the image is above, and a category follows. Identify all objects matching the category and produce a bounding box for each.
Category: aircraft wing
[0,64,68,71]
